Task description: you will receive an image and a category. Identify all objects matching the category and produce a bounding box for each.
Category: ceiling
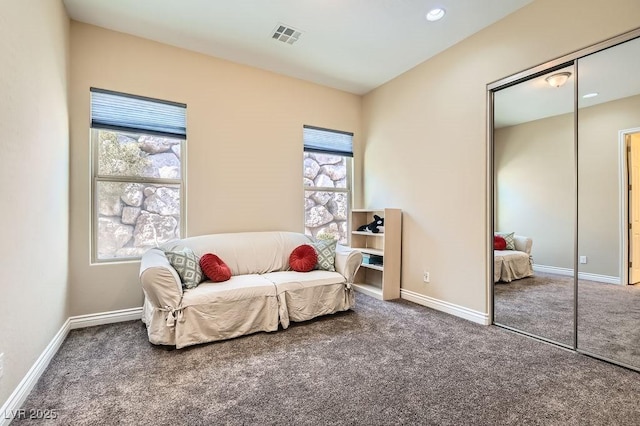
[63,0,532,95]
[494,35,640,128]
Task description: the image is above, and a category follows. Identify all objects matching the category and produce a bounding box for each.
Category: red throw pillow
[494,235,507,250]
[289,244,318,272]
[199,253,232,282]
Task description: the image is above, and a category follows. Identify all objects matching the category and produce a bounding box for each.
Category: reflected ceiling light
[426,8,446,21]
[583,92,599,98]
[545,72,572,88]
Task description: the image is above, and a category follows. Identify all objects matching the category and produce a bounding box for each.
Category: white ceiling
[63,0,532,95]
[494,36,640,128]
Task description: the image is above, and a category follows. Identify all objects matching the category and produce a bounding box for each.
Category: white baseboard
[69,307,143,330]
[1,318,69,426]
[400,289,490,325]
[533,264,620,285]
[1,307,143,425]
[578,271,621,285]
[532,264,573,277]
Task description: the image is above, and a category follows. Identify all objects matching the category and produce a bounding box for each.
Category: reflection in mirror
[577,35,640,368]
[493,65,575,346]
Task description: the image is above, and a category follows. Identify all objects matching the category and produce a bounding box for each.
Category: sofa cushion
[289,244,318,272]
[494,235,507,250]
[311,239,337,272]
[164,247,203,289]
[262,270,346,293]
[266,271,350,329]
[200,253,232,282]
[181,274,276,306]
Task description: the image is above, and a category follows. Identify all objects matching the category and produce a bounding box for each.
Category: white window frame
[303,125,354,245]
[90,89,186,263]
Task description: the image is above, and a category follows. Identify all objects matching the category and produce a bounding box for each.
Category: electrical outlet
[580,256,588,264]
[423,271,430,283]
[0,352,4,379]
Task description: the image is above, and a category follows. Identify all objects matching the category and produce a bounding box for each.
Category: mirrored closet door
[491,28,640,371]
[492,65,576,347]
[577,35,640,369]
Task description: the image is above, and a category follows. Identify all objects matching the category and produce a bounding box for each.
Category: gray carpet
[494,273,574,345]
[578,279,640,366]
[14,293,640,425]
[495,273,640,366]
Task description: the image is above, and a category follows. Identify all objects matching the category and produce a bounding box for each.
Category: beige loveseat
[494,235,534,283]
[139,231,363,348]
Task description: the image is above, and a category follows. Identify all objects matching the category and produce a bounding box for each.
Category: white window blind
[303,125,353,157]
[90,88,186,138]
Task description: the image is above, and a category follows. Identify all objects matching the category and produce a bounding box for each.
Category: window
[90,88,186,262]
[303,125,353,245]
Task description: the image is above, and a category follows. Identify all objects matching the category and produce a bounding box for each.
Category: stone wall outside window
[303,152,349,245]
[95,130,183,260]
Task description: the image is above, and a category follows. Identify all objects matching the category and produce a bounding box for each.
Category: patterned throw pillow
[311,239,337,272]
[164,247,203,289]
[495,232,515,250]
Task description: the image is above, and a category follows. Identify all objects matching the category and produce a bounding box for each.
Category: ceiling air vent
[271,24,302,45]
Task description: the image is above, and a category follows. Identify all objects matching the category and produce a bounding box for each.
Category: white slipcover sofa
[139,231,363,348]
[494,235,534,283]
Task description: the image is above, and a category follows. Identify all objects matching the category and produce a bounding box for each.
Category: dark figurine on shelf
[357,215,384,233]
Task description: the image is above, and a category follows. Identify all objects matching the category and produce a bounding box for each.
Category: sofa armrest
[513,235,533,255]
[139,248,183,308]
[335,244,363,283]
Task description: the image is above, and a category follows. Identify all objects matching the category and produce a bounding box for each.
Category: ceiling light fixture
[426,8,446,22]
[582,92,599,98]
[545,72,572,88]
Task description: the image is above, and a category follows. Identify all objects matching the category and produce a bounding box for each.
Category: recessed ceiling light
[426,8,446,22]
[582,92,599,99]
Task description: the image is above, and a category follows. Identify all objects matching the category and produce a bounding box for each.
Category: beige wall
[495,113,574,269]
[0,0,69,406]
[495,94,640,277]
[578,95,640,277]
[361,0,640,313]
[68,23,362,315]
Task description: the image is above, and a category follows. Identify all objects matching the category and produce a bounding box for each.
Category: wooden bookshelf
[350,208,402,300]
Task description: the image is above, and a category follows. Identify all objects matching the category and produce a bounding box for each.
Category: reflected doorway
[626,130,640,284]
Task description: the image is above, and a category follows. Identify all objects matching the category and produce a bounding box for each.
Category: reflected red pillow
[494,235,507,250]
[289,244,318,272]
[200,253,232,282]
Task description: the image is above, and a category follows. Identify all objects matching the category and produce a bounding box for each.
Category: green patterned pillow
[495,232,516,250]
[311,239,337,272]
[164,247,203,289]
